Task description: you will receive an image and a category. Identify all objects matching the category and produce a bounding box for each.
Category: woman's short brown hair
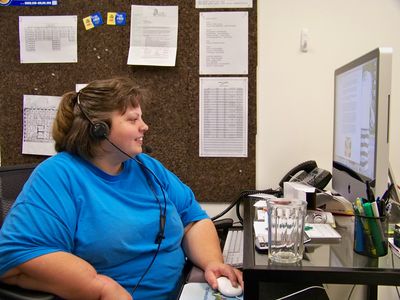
[52,77,146,159]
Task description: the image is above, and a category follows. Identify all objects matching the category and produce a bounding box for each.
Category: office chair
[0,163,55,300]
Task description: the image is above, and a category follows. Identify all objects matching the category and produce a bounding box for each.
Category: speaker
[90,121,109,139]
[76,93,109,139]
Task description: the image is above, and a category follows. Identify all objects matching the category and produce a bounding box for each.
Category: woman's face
[107,105,149,158]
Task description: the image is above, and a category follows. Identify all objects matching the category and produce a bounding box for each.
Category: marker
[363,202,385,256]
[353,202,365,253]
[355,198,377,256]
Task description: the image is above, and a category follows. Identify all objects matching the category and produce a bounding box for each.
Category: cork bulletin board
[0,0,257,203]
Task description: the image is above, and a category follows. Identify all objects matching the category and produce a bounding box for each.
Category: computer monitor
[332,47,392,202]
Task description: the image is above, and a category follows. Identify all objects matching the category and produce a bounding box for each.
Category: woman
[0,77,242,299]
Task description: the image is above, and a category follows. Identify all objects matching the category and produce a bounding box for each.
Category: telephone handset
[279,160,332,191]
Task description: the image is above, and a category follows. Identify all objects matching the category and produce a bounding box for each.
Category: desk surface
[242,199,400,300]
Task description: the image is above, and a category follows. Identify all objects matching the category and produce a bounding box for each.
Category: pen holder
[353,214,388,257]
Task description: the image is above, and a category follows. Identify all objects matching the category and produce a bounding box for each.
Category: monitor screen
[332,48,392,202]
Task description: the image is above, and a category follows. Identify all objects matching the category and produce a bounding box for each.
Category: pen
[376,197,382,216]
[366,180,375,202]
[380,200,386,217]
[381,183,393,203]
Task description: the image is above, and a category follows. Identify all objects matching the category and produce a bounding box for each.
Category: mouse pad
[179,282,243,300]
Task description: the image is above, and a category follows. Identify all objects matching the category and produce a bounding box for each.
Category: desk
[242,199,400,300]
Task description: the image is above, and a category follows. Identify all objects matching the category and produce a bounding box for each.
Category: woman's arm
[0,251,132,300]
[182,219,243,290]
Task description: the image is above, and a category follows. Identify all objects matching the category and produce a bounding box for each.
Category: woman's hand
[182,219,243,291]
[203,261,243,290]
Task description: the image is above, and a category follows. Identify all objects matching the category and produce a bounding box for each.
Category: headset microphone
[155,215,166,244]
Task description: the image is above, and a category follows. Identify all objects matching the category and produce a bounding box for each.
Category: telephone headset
[76,92,166,294]
[75,94,110,140]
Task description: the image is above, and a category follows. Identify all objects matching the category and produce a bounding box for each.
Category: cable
[210,188,279,224]
[235,199,243,224]
[211,194,241,222]
[105,142,168,294]
[133,155,167,244]
[390,251,400,299]
[347,284,356,300]
[273,285,326,300]
[100,140,168,293]
[105,148,167,295]
[131,241,162,294]
[105,138,167,242]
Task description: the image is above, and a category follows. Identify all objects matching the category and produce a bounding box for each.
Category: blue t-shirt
[0,152,208,300]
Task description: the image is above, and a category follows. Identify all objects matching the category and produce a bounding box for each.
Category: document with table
[304,223,341,242]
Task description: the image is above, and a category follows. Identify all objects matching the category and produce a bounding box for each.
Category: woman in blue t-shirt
[0,77,242,300]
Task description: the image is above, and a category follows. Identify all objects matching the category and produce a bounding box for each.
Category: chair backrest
[0,164,37,227]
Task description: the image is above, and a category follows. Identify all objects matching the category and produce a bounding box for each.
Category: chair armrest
[0,282,55,300]
[213,218,234,231]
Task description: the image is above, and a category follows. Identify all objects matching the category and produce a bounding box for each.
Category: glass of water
[267,198,307,263]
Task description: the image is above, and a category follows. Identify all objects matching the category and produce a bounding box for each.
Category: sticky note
[83,12,103,30]
[107,12,126,26]
[83,16,94,30]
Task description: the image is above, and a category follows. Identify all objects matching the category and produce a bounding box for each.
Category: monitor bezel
[332,47,392,202]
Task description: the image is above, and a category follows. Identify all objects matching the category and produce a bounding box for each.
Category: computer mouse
[216,276,243,297]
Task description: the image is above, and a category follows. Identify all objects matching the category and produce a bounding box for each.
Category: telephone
[279,160,332,191]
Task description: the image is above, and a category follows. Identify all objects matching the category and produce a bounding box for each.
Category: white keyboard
[222,228,243,268]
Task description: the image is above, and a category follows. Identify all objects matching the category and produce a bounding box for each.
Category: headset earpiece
[91,121,109,139]
[76,93,109,140]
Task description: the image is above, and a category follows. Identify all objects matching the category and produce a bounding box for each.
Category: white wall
[257,0,400,191]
